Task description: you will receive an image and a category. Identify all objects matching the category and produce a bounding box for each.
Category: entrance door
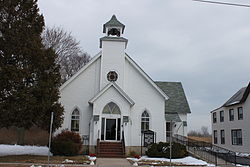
[106,119,116,140]
[101,118,121,141]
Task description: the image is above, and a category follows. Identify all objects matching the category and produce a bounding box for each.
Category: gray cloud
[38,0,250,132]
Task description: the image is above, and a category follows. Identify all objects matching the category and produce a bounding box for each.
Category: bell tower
[103,15,125,37]
[100,15,128,89]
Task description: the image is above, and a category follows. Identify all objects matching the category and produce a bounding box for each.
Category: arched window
[141,111,150,132]
[102,102,121,114]
[71,109,80,132]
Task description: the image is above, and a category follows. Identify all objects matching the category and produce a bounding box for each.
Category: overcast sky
[38,0,250,132]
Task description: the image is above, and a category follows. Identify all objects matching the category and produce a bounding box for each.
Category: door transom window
[102,102,121,114]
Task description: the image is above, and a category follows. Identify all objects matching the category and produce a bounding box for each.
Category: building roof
[103,15,125,33]
[155,82,191,114]
[165,113,182,122]
[222,82,250,107]
[125,54,169,100]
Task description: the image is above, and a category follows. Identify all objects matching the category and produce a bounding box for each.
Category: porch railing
[174,134,250,166]
[82,135,89,155]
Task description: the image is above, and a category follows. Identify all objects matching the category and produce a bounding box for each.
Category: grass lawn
[0,165,88,167]
[0,155,91,167]
[0,165,29,167]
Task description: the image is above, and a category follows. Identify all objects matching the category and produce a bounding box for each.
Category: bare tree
[201,126,210,137]
[188,126,211,137]
[42,26,91,83]
[188,130,201,137]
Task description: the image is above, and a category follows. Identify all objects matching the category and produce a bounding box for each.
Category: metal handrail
[121,130,125,157]
[97,138,100,157]
[174,134,250,166]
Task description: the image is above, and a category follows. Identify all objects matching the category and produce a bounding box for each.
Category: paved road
[94,158,215,167]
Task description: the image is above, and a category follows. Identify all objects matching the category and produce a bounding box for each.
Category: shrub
[51,130,82,156]
[146,142,188,158]
[51,140,79,156]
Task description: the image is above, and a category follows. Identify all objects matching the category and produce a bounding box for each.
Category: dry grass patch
[188,136,212,143]
[0,155,90,164]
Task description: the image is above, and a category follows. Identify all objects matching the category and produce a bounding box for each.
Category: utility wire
[193,0,250,8]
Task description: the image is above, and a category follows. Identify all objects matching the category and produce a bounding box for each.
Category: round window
[107,71,118,82]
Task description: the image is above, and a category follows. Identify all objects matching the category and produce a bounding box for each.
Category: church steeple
[99,15,127,89]
[103,15,125,37]
[100,15,128,48]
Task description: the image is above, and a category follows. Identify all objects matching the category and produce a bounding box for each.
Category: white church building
[58,15,191,157]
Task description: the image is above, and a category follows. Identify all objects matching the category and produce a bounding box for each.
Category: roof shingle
[165,113,182,122]
[155,81,191,114]
[222,82,250,107]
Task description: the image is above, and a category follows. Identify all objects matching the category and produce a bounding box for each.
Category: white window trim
[70,107,81,132]
[141,110,150,132]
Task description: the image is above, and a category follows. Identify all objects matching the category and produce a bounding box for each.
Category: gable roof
[155,82,191,114]
[222,82,250,107]
[89,82,135,106]
[125,53,169,100]
[59,52,101,91]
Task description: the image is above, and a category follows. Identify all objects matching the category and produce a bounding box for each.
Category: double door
[101,117,121,141]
